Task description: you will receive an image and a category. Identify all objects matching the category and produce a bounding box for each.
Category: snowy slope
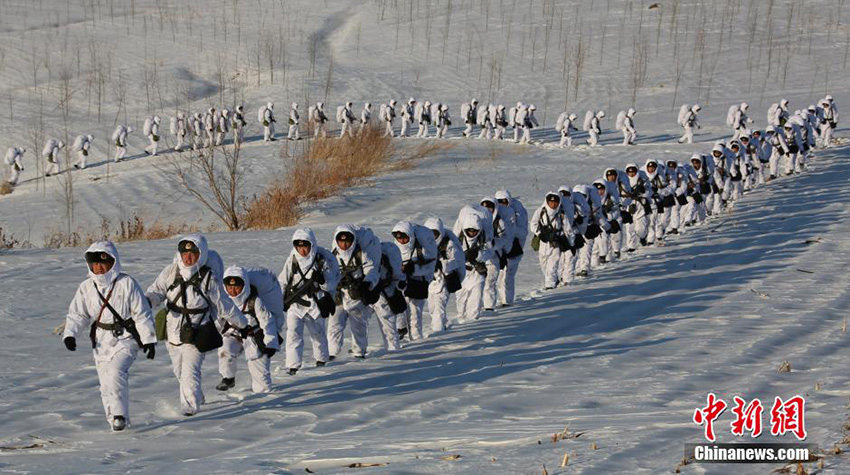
[2,144,850,474]
[2,0,850,473]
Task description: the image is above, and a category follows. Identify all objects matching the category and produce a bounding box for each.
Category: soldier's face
[295,243,311,257]
[337,239,353,251]
[225,284,243,297]
[181,251,199,267]
[90,261,113,275]
[626,169,637,177]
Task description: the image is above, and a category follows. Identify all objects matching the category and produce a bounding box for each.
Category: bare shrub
[42,213,196,249]
[0,182,12,195]
[0,226,23,249]
[99,213,197,243]
[43,229,83,249]
[245,126,451,230]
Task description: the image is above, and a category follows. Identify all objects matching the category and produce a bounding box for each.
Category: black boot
[215,377,235,391]
[112,416,126,431]
[397,327,408,340]
[316,361,326,367]
[288,368,298,375]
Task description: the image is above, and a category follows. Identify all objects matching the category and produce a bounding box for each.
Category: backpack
[4,148,19,166]
[767,103,780,125]
[354,226,383,267]
[41,139,58,157]
[726,105,740,127]
[242,267,284,331]
[582,110,594,131]
[555,112,567,133]
[615,111,626,130]
[72,135,86,152]
[477,106,490,126]
[678,104,691,126]
[257,106,268,123]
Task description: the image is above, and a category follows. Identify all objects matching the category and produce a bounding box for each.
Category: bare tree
[163,143,247,231]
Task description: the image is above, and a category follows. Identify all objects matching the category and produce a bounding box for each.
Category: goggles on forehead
[336,232,354,242]
[85,252,115,265]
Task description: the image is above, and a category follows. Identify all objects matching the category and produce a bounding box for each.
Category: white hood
[176,233,209,280]
[494,189,513,204]
[392,220,415,257]
[85,241,122,288]
[223,265,251,308]
[643,159,659,179]
[542,191,561,219]
[332,224,358,262]
[458,212,482,233]
[291,227,318,269]
[424,216,445,241]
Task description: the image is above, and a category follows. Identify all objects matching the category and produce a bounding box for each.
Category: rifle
[283,258,325,310]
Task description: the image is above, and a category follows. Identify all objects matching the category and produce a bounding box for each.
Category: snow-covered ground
[2,0,850,473]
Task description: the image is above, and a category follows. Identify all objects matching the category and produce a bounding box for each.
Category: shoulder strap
[438,236,450,259]
[243,286,259,317]
[93,278,144,348]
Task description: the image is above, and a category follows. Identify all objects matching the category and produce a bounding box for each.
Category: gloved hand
[397,280,407,290]
[474,262,487,276]
[573,234,586,249]
[263,348,277,358]
[142,343,156,360]
[64,336,76,351]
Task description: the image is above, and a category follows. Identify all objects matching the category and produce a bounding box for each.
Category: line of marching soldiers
[58,94,834,431]
[529,97,831,289]
[6,95,839,186]
[61,189,532,430]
